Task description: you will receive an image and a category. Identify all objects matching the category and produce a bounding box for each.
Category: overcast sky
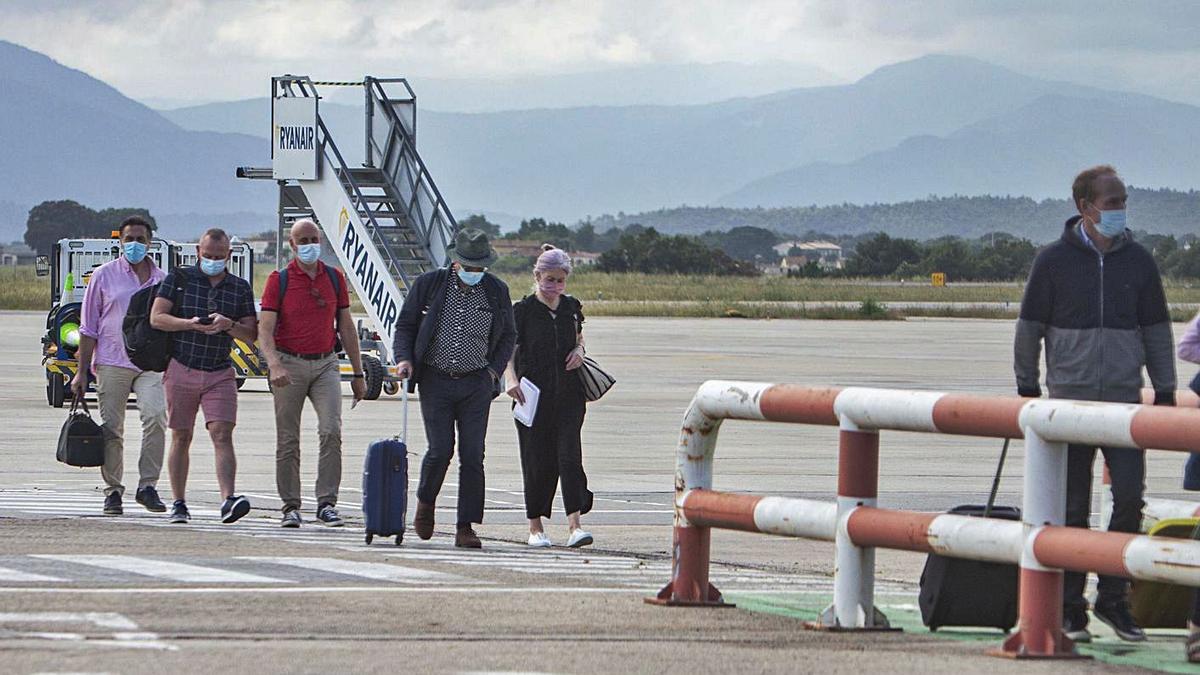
[3,0,1200,107]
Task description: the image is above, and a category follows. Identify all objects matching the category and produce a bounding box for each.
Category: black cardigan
[392,268,516,394]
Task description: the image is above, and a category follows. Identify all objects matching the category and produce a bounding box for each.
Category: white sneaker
[566,529,593,548]
[527,531,552,548]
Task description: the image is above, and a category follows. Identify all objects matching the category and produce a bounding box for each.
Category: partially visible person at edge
[72,215,168,515]
[149,228,258,525]
[257,219,366,529]
[1014,165,1176,644]
[392,228,515,549]
[505,245,594,548]
[1171,312,1200,663]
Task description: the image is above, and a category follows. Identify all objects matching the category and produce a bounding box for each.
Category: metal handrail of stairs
[363,77,457,269]
[276,76,417,292]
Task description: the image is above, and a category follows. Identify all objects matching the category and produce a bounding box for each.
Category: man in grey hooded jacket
[1015,165,1176,644]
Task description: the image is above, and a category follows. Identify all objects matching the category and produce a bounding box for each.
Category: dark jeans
[1063,444,1145,615]
[416,369,493,526]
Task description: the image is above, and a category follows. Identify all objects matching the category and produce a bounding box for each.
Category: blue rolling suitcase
[363,385,409,545]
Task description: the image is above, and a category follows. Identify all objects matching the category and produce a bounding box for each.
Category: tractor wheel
[48,373,66,408]
[362,355,385,401]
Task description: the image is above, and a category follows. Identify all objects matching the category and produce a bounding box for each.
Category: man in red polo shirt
[259,219,366,528]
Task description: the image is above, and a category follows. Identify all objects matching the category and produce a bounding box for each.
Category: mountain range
[158,54,1200,226]
[2,38,1198,244]
[0,40,270,241]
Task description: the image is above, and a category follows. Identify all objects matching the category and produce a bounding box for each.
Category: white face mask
[458,270,484,286]
[296,242,321,264]
[1093,208,1127,238]
[200,257,227,276]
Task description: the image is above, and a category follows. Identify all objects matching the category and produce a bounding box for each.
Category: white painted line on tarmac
[0,611,174,650]
[32,555,290,584]
[237,557,478,584]
[0,565,65,583]
[0,586,653,594]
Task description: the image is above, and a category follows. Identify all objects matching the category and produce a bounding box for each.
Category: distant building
[775,241,844,270]
[0,242,37,266]
[240,238,275,261]
[492,239,546,258]
[572,251,601,266]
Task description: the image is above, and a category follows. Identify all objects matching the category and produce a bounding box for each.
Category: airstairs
[238,76,458,348]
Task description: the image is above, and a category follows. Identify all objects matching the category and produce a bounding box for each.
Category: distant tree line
[596,227,758,276]
[837,233,1037,281]
[24,200,157,255]
[589,188,1200,243]
[461,212,1200,280]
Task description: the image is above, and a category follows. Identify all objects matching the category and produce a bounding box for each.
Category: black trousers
[416,369,493,526]
[1063,443,1145,614]
[516,392,592,520]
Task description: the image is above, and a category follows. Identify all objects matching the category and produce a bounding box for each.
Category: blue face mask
[123,241,148,265]
[457,270,484,286]
[200,257,227,277]
[1095,208,1127,238]
[296,243,321,264]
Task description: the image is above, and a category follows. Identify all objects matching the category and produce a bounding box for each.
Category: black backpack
[277,266,344,352]
[123,269,187,372]
[56,397,105,467]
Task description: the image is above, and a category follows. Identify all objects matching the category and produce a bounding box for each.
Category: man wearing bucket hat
[393,228,515,548]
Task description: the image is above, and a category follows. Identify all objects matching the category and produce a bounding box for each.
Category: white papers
[512,377,540,427]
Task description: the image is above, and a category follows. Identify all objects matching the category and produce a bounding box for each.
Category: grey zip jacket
[1014,217,1176,405]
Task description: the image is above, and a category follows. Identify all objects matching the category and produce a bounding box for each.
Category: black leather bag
[56,397,106,467]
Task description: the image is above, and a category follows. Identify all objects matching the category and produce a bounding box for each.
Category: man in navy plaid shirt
[151,228,258,525]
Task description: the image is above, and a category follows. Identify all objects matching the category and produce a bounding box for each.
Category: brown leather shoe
[414,501,435,540]
[455,525,482,548]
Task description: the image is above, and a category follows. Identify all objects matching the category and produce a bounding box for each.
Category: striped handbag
[578,356,615,402]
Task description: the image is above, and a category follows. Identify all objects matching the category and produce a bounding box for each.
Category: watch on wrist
[352,373,364,379]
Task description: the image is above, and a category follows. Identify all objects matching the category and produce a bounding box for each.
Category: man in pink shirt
[71,216,168,515]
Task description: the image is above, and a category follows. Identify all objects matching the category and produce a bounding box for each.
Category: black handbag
[578,356,615,402]
[56,396,106,467]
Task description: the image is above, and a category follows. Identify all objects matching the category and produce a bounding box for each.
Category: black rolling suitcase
[918,439,1020,632]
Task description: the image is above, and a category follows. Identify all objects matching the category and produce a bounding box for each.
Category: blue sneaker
[168,500,190,524]
[221,495,250,524]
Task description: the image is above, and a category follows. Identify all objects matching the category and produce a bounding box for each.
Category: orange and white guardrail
[647,381,1200,660]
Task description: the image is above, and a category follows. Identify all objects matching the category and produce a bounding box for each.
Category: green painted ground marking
[728,592,1195,674]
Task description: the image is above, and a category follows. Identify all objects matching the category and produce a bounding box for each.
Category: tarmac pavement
[0,311,1195,673]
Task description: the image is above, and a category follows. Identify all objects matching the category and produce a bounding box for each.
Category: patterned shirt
[159,268,256,372]
[79,257,165,372]
[424,270,493,375]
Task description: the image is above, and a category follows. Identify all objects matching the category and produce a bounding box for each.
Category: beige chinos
[274,353,343,512]
[95,365,167,497]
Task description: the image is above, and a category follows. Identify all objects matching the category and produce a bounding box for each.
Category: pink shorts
[164,360,238,430]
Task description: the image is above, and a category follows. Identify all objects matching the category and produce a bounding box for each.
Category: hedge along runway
[0,310,1194,673]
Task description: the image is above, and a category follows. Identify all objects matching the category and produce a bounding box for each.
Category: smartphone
[197,316,215,325]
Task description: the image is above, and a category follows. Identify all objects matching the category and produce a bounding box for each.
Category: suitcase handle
[984,438,1009,518]
[397,378,409,444]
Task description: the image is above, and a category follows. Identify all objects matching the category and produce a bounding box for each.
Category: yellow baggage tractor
[1129,517,1200,628]
[39,235,266,405]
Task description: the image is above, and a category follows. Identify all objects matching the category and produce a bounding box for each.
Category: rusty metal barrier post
[647,381,1200,657]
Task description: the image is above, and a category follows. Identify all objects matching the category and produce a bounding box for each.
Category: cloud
[3,0,1200,106]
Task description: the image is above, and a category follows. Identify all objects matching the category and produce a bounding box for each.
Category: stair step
[360,210,408,218]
